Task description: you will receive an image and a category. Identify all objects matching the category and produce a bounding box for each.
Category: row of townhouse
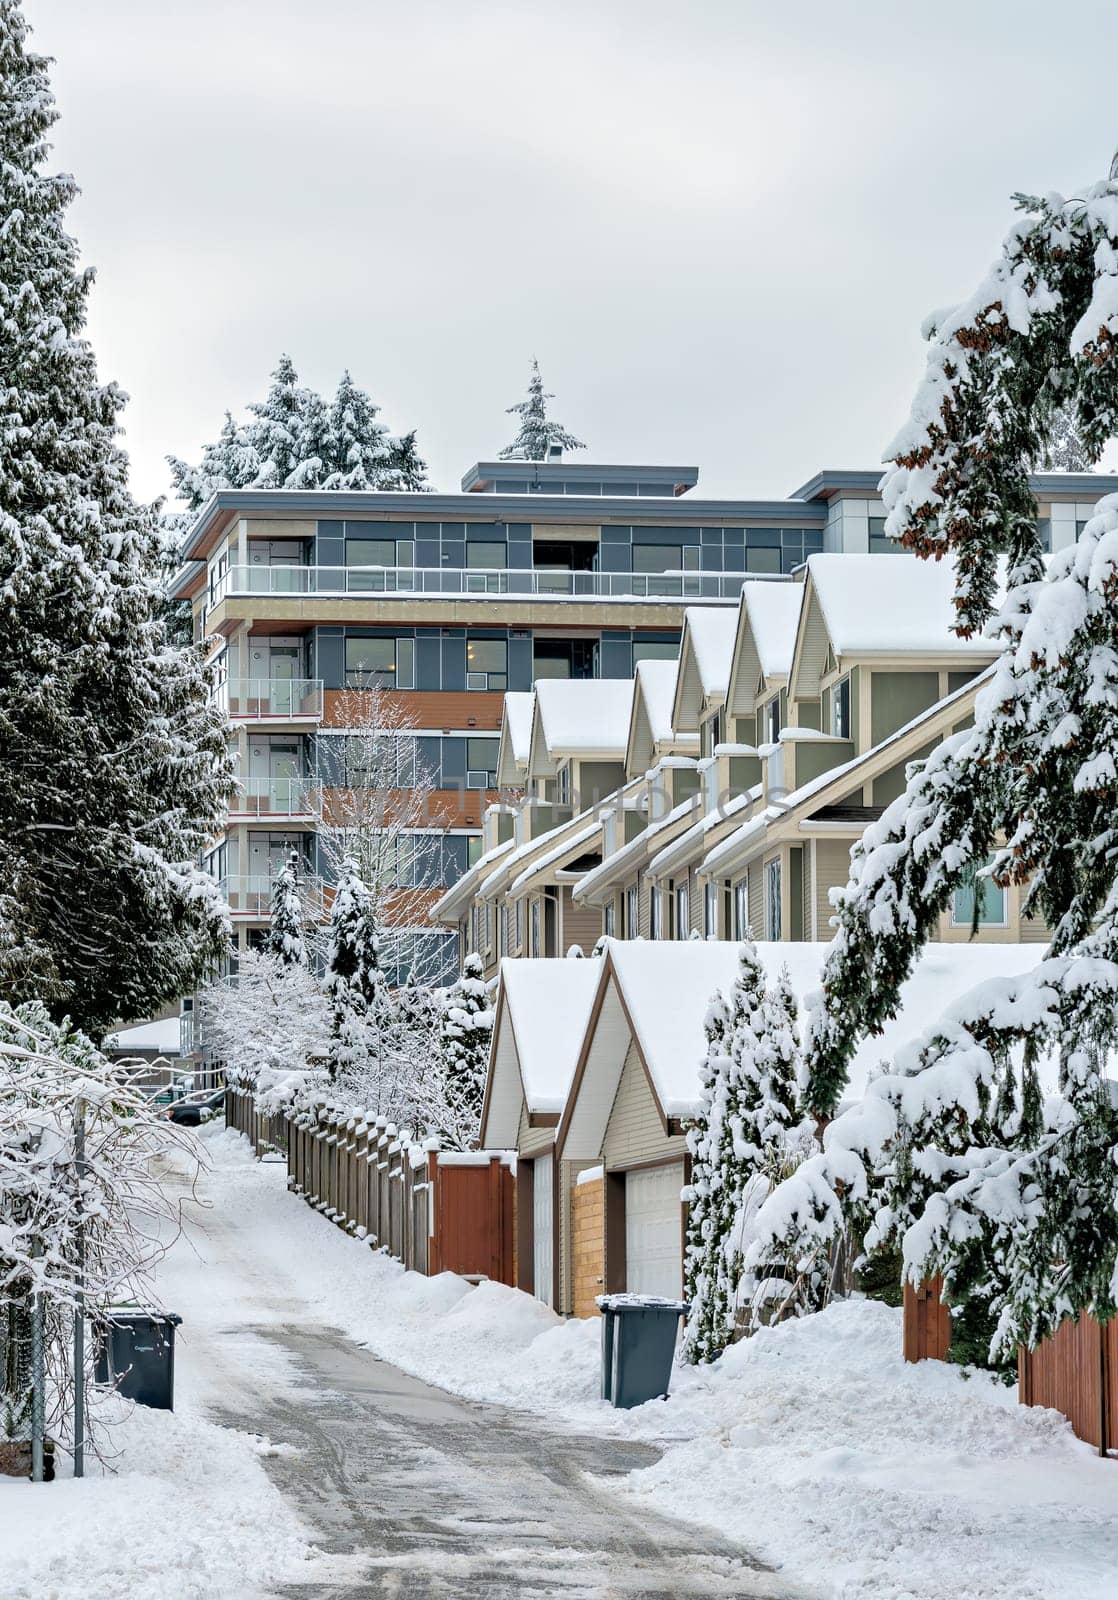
[434,549,1049,968]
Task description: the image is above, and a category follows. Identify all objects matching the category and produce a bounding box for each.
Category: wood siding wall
[601,1042,686,1170]
[572,1175,605,1318]
[323,688,506,731]
[813,838,854,941]
[902,1276,952,1363]
[563,891,603,957]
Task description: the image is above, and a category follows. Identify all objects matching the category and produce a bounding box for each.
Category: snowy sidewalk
[5,1125,1118,1600]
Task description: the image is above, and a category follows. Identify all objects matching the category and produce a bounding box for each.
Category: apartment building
[169,455,859,1014]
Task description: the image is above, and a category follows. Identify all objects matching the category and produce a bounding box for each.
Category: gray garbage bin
[596,1294,688,1408]
[94,1311,183,1410]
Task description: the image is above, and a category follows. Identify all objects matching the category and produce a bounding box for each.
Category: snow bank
[195,1128,1118,1600]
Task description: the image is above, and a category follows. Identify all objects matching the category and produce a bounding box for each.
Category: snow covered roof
[806,554,999,658]
[508,821,602,897]
[104,1017,182,1055]
[636,658,679,746]
[559,940,1050,1160]
[497,692,535,787]
[725,581,804,718]
[481,957,603,1145]
[671,605,742,732]
[530,678,633,774]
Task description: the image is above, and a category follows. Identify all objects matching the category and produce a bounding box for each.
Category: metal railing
[209,564,773,604]
[217,873,325,918]
[227,776,315,819]
[215,678,324,720]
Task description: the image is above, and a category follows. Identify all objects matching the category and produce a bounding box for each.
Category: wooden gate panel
[902,1276,952,1363]
[1020,1313,1105,1451]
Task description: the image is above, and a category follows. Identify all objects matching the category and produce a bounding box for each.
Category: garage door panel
[625,1163,684,1298]
[533,1153,554,1307]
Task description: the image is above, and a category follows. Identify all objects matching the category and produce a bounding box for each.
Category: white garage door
[625,1163,685,1298]
[533,1153,554,1308]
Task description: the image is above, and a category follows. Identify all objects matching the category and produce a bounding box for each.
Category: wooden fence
[226,1089,515,1284]
[1019,1312,1118,1456]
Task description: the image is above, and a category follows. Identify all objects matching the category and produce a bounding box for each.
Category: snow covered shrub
[684,946,821,1364]
[755,166,1118,1359]
[0,1002,191,1451]
[202,947,328,1112]
[430,954,494,1150]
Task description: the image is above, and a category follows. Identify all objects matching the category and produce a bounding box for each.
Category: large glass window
[466,738,499,788]
[868,516,899,555]
[466,638,507,690]
[344,636,414,689]
[631,640,679,665]
[347,537,396,567]
[466,541,507,569]
[952,860,1007,928]
[746,546,781,574]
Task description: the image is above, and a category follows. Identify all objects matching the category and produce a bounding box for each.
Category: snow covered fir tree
[167,357,427,515]
[267,853,309,969]
[500,359,586,460]
[748,165,1118,1361]
[0,0,233,1036]
[684,945,817,1364]
[433,954,494,1150]
[322,858,394,1103]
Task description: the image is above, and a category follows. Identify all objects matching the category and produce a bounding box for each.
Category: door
[533,1153,554,1308]
[625,1163,684,1297]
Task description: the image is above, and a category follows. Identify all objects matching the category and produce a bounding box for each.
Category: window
[466,638,507,690]
[704,882,718,938]
[766,696,781,744]
[346,537,396,568]
[675,879,689,940]
[734,879,749,940]
[631,640,679,666]
[345,636,414,689]
[557,764,571,805]
[649,885,662,940]
[951,860,1007,928]
[868,516,899,555]
[604,901,615,937]
[531,899,542,955]
[764,859,782,940]
[466,738,499,789]
[832,675,851,740]
[466,541,507,569]
[625,885,638,939]
[745,546,781,575]
[633,544,685,574]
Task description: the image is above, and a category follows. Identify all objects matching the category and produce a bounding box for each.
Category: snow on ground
[189,1128,1118,1600]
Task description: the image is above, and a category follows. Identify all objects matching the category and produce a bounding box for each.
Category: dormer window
[766,696,781,744]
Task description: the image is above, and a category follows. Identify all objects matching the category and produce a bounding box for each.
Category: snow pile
[0,1386,314,1600]
[191,1130,1118,1600]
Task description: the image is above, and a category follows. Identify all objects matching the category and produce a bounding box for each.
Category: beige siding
[747,862,763,938]
[814,837,854,941]
[637,871,652,939]
[689,870,703,935]
[602,1042,687,1170]
[517,1100,555,1159]
[1018,910,1053,943]
[562,891,602,957]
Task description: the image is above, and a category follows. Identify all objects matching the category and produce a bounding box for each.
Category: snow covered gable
[789,554,997,702]
[670,606,741,733]
[496,691,534,787]
[625,657,696,775]
[528,679,634,778]
[481,957,602,1147]
[558,939,1051,1163]
[725,581,804,722]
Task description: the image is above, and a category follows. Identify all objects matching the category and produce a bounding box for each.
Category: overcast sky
[24,0,1118,506]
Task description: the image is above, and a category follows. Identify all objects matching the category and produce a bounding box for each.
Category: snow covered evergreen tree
[168,359,427,512]
[267,852,308,968]
[684,948,815,1363]
[1041,402,1095,470]
[322,858,391,1096]
[433,954,493,1149]
[0,1,233,1035]
[749,164,1118,1358]
[499,359,586,460]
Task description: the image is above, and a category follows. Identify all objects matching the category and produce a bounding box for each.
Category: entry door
[625,1163,685,1298]
[533,1153,554,1308]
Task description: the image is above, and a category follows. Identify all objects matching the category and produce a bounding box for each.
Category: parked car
[166,1087,225,1127]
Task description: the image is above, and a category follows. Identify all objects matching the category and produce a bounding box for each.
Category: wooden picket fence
[225,1088,515,1284]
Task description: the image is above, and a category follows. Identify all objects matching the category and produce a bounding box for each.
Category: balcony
[226,776,316,822]
[218,873,326,920]
[216,678,323,722]
[210,564,775,606]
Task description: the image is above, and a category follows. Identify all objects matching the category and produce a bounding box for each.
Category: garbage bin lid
[105,1307,183,1326]
[595,1294,689,1313]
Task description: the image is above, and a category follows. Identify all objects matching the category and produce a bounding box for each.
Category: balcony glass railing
[216,678,324,719]
[227,776,314,818]
[209,564,774,604]
[217,873,325,918]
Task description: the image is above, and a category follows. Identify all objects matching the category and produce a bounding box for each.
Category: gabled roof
[625,658,696,774]
[558,938,1048,1161]
[480,957,603,1146]
[430,832,515,923]
[496,691,535,787]
[529,678,633,778]
[671,606,741,731]
[726,582,804,718]
[789,554,996,700]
